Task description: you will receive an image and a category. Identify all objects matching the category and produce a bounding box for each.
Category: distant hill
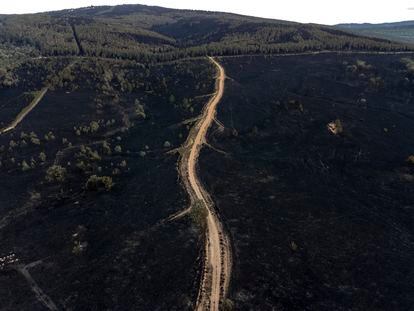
[0,4,411,62]
[336,21,414,44]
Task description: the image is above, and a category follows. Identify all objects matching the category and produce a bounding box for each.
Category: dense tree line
[0,5,412,63]
[0,15,78,56]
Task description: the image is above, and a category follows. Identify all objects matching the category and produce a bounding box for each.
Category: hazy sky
[1,0,413,25]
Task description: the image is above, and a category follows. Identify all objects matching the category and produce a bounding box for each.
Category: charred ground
[200,53,414,310]
[0,56,215,310]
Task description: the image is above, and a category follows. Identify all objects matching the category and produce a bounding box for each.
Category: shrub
[88,149,101,161]
[44,131,55,141]
[102,141,111,155]
[356,60,372,70]
[90,121,100,133]
[30,191,41,200]
[327,119,343,135]
[31,137,41,145]
[290,241,299,251]
[39,152,46,162]
[72,241,88,255]
[169,94,175,103]
[21,160,31,172]
[76,160,88,172]
[223,299,234,311]
[78,145,101,161]
[402,58,414,73]
[135,100,146,118]
[9,140,17,148]
[407,155,414,165]
[85,175,113,191]
[112,168,121,175]
[369,76,384,88]
[81,126,90,134]
[45,165,67,182]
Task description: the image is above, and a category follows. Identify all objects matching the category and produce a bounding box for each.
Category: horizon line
[0,3,413,26]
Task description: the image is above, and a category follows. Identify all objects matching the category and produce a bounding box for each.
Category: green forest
[0,4,412,64]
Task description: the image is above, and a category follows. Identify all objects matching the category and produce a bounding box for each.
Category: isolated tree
[86,175,113,191]
[45,165,67,182]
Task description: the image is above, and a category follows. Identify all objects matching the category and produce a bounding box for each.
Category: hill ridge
[0,4,412,63]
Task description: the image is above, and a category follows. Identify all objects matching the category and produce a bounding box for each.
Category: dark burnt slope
[200,53,414,310]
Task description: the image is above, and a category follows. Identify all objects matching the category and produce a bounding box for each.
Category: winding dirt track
[179,57,231,311]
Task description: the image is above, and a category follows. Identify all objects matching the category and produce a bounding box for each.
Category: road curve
[178,56,231,311]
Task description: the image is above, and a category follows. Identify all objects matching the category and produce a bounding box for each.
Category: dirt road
[14,261,58,311]
[178,57,231,311]
[0,87,48,134]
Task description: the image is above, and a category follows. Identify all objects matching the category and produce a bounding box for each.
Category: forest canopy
[0,4,412,63]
